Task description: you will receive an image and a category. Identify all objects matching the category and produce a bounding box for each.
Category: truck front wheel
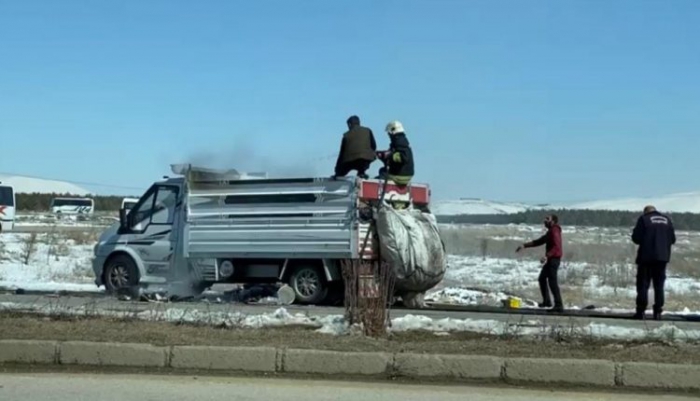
[289,265,328,305]
[104,254,140,295]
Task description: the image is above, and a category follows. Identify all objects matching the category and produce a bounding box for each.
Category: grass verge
[1,312,700,365]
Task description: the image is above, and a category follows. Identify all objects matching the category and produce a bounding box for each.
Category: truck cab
[92,164,431,304]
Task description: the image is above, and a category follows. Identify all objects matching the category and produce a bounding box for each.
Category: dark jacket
[525,224,563,259]
[386,133,414,181]
[335,126,377,168]
[632,211,676,264]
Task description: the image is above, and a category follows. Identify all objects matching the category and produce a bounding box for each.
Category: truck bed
[183,177,361,260]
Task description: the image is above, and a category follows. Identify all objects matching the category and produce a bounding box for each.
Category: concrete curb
[0,340,699,391]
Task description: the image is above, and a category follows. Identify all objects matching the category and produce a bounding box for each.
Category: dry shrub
[21,233,38,265]
[53,242,71,258]
[44,226,66,262]
[669,251,700,279]
[560,252,592,286]
[65,229,100,245]
[441,225,646,267]
[342,259,395,337]
[599,263,635,290]
[0,238,7,262]
[480,238,489,261]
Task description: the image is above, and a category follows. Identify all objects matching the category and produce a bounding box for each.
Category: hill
[434,191,700,216]
[568,191,700,214]
[0,174,90,195]
[431,198,546,216]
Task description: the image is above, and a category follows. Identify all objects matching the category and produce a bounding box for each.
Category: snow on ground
[0,233,100,293]
[428,255,700,311]
[1,301,698,343]
[439,255,545,292]
[425,286,538,308]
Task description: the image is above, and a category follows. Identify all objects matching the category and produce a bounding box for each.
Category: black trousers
[335,159,371,177]
[539,258,563,307]
[636,262,667,314]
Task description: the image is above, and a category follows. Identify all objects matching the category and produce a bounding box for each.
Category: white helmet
[385,120,405,135]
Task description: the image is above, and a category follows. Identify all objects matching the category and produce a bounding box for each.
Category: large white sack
[375,206,447,295]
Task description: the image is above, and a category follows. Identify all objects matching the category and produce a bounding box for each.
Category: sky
[1,0,699,203]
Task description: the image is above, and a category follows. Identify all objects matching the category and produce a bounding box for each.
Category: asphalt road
[1,292,699,330]
[1,374,696,401]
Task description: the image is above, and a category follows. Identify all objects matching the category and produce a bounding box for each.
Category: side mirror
[119,208,128,229]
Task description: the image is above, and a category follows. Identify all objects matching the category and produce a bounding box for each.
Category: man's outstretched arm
[516,234,547,252]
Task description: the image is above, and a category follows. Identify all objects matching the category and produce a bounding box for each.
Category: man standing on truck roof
[333,115,377,180]
[631,205,676,321]
[376,120,414,186]
[516,215,564,312]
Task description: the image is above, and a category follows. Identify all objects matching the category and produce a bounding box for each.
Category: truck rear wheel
[289,265,328,305]
[104,254,140,295]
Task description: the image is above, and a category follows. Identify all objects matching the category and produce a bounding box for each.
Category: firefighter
[631,205,676,320]
[376,120,414,186]
[516,215,564,312]
[332,115,377,179]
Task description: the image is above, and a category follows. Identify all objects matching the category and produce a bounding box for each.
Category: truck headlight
[219,260,234,278]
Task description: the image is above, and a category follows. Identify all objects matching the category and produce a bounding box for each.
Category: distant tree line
[15,193,137,212]
[437,209,700,231]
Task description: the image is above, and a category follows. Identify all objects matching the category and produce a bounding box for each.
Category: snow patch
[0,233,97,292]
[2,302,698,343]
[425,287,538,308]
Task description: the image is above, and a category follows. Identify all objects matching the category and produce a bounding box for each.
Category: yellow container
[507,297,521,309]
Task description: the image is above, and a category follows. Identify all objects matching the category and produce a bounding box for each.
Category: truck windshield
[130,185,178,230]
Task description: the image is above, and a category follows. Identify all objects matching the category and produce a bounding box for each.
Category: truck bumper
[0,220,13,232]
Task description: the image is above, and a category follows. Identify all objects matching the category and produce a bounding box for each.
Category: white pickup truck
[92,164,436,304]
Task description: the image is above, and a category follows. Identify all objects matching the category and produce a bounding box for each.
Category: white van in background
[50,197,94,215]
[0,183,15,233]
[120,197,139,214]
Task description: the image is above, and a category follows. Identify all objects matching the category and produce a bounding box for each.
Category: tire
[103,254,140,295]
[288,265,328,305]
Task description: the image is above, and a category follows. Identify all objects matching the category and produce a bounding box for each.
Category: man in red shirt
[516,215,564,312]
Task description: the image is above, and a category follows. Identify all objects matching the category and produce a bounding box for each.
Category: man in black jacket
[377,120,414,186]
[632,205,676,320]
[333,115,377,179]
